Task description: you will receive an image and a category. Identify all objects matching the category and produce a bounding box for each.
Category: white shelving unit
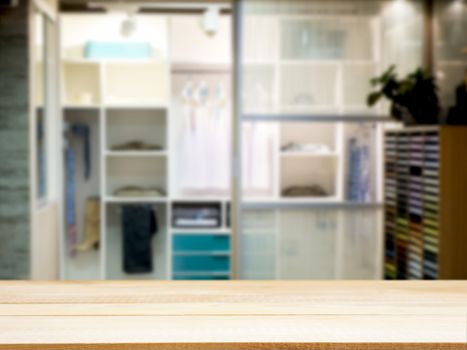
[59,13,234,281]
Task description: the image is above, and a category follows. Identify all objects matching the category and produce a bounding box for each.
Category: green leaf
[367,92,383,106]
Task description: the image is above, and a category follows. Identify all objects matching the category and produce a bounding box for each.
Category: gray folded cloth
[114,186,166,197]
[282,185,328,197]
[111,141,162,151]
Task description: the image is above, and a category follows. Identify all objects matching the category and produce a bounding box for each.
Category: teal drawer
[173,234,230,252]
[173,255,230,273]
[173,274,230,280]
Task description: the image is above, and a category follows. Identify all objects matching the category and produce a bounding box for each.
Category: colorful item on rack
[65,147,77,257]
[37,116,46,198]
[384,130,441,280]
[71,123,91,180]
[122,205,158,274]
[347,138,371,203]
[75,197,100,252]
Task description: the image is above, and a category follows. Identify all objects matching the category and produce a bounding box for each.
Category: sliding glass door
[233,0,425,279]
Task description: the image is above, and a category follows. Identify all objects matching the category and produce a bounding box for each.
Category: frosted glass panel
[241,0,424,117]
[240,208,382,280]
[434,1,467,61]
[242,122,278,198]
[243,65,276,112]
[434,1,467,110]
[281,18,374,61]
[279,210,337,279]
[240,210,277,279]
[280,64,338,109]
[340,209,381,279]
[380,1,423,76]
[342,64,378,107]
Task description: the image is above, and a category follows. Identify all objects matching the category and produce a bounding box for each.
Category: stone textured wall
[0,1,30,279]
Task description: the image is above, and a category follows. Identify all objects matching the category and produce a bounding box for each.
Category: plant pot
[391,103,416,126]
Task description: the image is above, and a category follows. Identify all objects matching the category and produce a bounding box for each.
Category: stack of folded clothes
[282,185,328,197]
[281,142,332,154]
[111,141,163,151]
[114,186,166,198]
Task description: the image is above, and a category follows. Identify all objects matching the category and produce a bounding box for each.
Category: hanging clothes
[71,124,91,180]
[209,83,230,190]
[122,205,158,274]
[242,122,275,196]
[176,76,231,196]
[65,147,77,257]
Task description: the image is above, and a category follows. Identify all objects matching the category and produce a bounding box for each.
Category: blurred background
[0,0,466,280]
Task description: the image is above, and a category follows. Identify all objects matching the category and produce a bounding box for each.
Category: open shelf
[105,203,167,280]
[280,156,338,199]
[63,61,101,106]
[280,122,338,153]
[104,196,167,204]
[281,151,339,157]
[106,156,167,198]
[105,108,168,152]
[105,151,167,157]
[103,62,169,106]
[64,105,100,110]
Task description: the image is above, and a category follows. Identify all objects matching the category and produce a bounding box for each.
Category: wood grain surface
[0,281,466,349]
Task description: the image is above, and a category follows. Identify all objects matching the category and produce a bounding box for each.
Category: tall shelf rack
[60,14,234,280]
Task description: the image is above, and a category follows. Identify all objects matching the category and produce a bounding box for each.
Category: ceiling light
[201,5,220,36]
[451,0,464,12]
[121,13,137,38]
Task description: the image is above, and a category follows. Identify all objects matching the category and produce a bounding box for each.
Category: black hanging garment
[122,205,158,274]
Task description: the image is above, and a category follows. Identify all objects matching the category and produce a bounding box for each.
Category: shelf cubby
[105,108,168,152]
[63,61,101,106]
[106,156,167,199]
[280,156,338,199]
[104,62,169,106]
[105,203,167,280]
[280,122,337,154]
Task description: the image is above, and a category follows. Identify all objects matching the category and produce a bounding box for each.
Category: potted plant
[367,65,440,126]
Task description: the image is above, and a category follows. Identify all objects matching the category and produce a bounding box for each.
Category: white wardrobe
[59,0,425,280]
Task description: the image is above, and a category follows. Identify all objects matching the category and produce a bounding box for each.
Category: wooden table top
[0,281,466,349]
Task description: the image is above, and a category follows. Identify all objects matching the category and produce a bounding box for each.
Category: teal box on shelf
[85,41,152,59]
